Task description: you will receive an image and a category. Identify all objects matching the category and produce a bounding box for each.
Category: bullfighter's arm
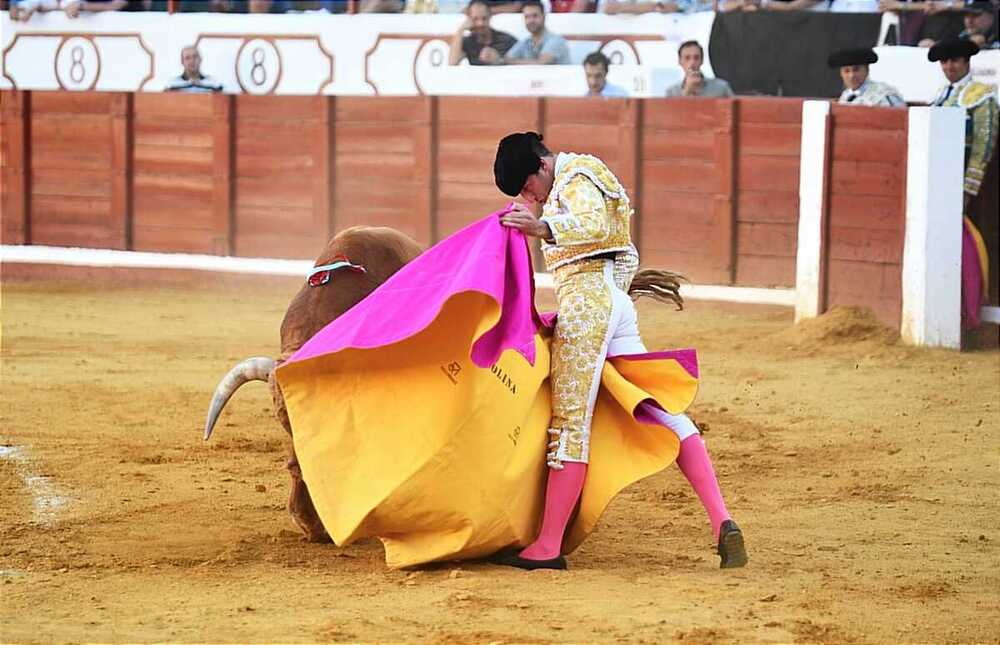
[966,97,999,198]
[541,175,610,247]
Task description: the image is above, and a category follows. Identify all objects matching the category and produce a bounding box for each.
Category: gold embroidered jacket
[933,77,999,197]
[540,153,639,289]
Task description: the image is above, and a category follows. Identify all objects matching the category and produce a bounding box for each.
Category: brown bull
[203,226,423,542]
[204,224,683,543]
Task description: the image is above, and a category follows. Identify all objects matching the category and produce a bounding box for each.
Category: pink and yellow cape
[276,211,700,568]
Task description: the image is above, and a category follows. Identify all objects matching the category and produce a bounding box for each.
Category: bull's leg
[286,452,332,543]
[271,368,331,543]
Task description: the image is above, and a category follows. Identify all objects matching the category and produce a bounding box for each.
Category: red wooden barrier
[824,105,908,329]
[132,92,227,254]
[334,96,434,244]
[2,90,815,290]
[27,92,130,249]
[735,97,803,288]
[1,90,31,245]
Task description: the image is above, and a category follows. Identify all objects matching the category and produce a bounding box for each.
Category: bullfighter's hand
[501,204,553,240]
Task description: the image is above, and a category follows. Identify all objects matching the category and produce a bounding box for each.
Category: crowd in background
[2,0,998,38]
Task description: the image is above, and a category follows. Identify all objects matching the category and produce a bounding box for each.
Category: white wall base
[795,100,831,324]
[1,245,796,307]
[900,107,965,349]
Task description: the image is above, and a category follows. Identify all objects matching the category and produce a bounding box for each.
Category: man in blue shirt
[503,0,571,65]
[583,51,629,97]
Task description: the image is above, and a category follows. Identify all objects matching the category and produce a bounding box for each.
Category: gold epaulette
[959,81,998,110]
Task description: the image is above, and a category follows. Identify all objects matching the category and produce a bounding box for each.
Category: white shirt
[931,71,973,106]
[838,79,905,107]
[587,81,629,98]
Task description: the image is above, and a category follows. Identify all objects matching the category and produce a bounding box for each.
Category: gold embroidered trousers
[547,258,701,469]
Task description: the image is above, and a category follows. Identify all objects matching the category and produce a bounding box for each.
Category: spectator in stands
[503,1,571,65]
[551,0,594,11]
[11,0,125,21]
[165,45,224,93]
[600,0,682,14]
[665,40,734,98]
[361,0,403,10]
[482,0,524,12]
[449,0,517,65]
[720,0,821,10]
[180,0,235,10]
[878,0,967,47]
[121,0,168,8]
[429,0,523,12]
[928,37,999,330]
[959,0,998,48]
[599,0,716,13]
[249,0,297,10]
[583,51,629,97]
[181,1,236,11]
[828,48,905,107]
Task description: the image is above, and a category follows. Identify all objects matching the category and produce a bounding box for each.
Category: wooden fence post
[211,93,234,256]
[1,90,31,245]
[414,95,438,244]
[715,98,738,285]
[110,92,133,250]
[319,95,336,241]
[620,98,642,254]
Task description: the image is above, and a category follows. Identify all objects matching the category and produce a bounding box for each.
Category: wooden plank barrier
[1,90,31,245]
[735,97,803,288]
[334,97,433,245]
[825,104,908,329]
[435,96,542,240]
[233,96,330,259]
[132,92,228,255]
[2,90,812,291]
[26,92,130,249]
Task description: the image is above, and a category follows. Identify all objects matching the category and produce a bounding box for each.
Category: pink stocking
[676,434,731,540]
[519,462,587,560]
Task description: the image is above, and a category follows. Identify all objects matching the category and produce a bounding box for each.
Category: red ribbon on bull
[307,255,367,287]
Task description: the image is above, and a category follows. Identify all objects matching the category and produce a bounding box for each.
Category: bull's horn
[204,357,276,441]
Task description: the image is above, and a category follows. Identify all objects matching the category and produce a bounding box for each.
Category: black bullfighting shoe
[717,519,748,569]
[491,550,568,571]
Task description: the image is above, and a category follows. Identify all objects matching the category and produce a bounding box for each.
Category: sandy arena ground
[1,276,998,644]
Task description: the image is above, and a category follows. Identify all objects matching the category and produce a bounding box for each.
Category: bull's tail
[627,268,686,311]
[204,357,276,441]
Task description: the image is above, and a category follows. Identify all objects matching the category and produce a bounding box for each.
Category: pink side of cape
[285,208,699,382]
[286,209,541,369]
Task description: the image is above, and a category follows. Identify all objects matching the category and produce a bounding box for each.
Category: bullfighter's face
[940,56,970,84]
[519,156,555,205]
[840,64,868,92]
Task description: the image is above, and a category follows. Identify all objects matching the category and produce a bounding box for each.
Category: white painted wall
[794,100,830,324]
[0,11,713,96]
[900,106,965,349]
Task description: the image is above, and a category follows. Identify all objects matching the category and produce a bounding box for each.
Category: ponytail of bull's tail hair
[627,268,686,311]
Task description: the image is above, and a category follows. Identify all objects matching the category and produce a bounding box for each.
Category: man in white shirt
[165,46,224,93]
[583,52,629,98]
[502,0,571,65]
[828,48,905,107]
[664,41,734,98]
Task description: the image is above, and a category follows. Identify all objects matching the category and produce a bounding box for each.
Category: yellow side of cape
[277,291,699,568]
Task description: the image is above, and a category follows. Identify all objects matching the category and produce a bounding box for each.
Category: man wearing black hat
[492,132,747,571]
[828,48,905,107]
[929,37,998,204]
[929,37,998,330]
